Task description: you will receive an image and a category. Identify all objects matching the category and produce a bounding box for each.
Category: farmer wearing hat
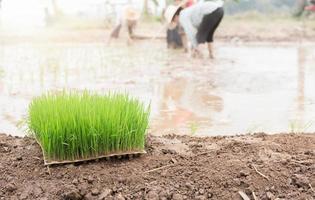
[164,0,195,50]
[166,0,224,58]
[165,1,186,49]
[108,5,141,45]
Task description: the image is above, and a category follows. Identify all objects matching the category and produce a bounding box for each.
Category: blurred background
[0,0,313,29]
[0,0,315,136]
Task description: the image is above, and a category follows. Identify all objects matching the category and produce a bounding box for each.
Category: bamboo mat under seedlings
[27,91,150,165]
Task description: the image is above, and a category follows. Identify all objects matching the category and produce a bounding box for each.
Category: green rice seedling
[189,121,199,135]
[289,120,314,133]
[27,91,150,164]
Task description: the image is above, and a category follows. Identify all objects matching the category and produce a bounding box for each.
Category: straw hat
[164,0,191,24]
[123,6,141,21]
[164,5,182,24]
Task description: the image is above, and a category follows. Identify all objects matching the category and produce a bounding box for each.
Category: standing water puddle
[0,42,315,136]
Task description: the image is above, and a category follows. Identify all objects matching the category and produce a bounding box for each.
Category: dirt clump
[0,133,314,200]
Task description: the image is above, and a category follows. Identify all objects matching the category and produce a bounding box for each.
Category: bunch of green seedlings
[27,91,150,162]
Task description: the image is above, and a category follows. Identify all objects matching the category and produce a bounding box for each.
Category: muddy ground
[1,16,315,44]
[0,133,314,200]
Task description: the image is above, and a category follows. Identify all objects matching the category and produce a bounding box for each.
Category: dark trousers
[167,26,183,48]
[196,7,224,44]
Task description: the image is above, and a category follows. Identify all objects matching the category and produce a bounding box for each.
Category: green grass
[27,91,150,162]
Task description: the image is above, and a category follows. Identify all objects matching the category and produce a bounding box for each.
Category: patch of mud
[0,133,314,200]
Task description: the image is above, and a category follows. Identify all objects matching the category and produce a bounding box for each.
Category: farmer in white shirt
[165,0,224,58]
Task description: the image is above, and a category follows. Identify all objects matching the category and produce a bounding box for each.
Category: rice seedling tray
[35,136,146,165]
[28,91,150,166]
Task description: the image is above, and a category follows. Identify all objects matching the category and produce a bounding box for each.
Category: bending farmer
[169,0,224,58]
[108,6,140,45]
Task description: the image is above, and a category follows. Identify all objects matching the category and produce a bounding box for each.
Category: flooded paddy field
[0,41,315,136]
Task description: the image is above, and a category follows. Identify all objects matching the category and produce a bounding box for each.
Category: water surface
[0,42,314,136]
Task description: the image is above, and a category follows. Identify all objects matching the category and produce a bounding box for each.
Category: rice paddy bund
[27,91,150,163]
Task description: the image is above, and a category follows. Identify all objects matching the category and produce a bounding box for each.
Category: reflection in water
[292,46,315,132]
[152,77,223,135]
[297,47,306,120]
[0,42,315,136]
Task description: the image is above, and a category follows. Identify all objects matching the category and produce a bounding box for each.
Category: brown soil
[0,133,314,200]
